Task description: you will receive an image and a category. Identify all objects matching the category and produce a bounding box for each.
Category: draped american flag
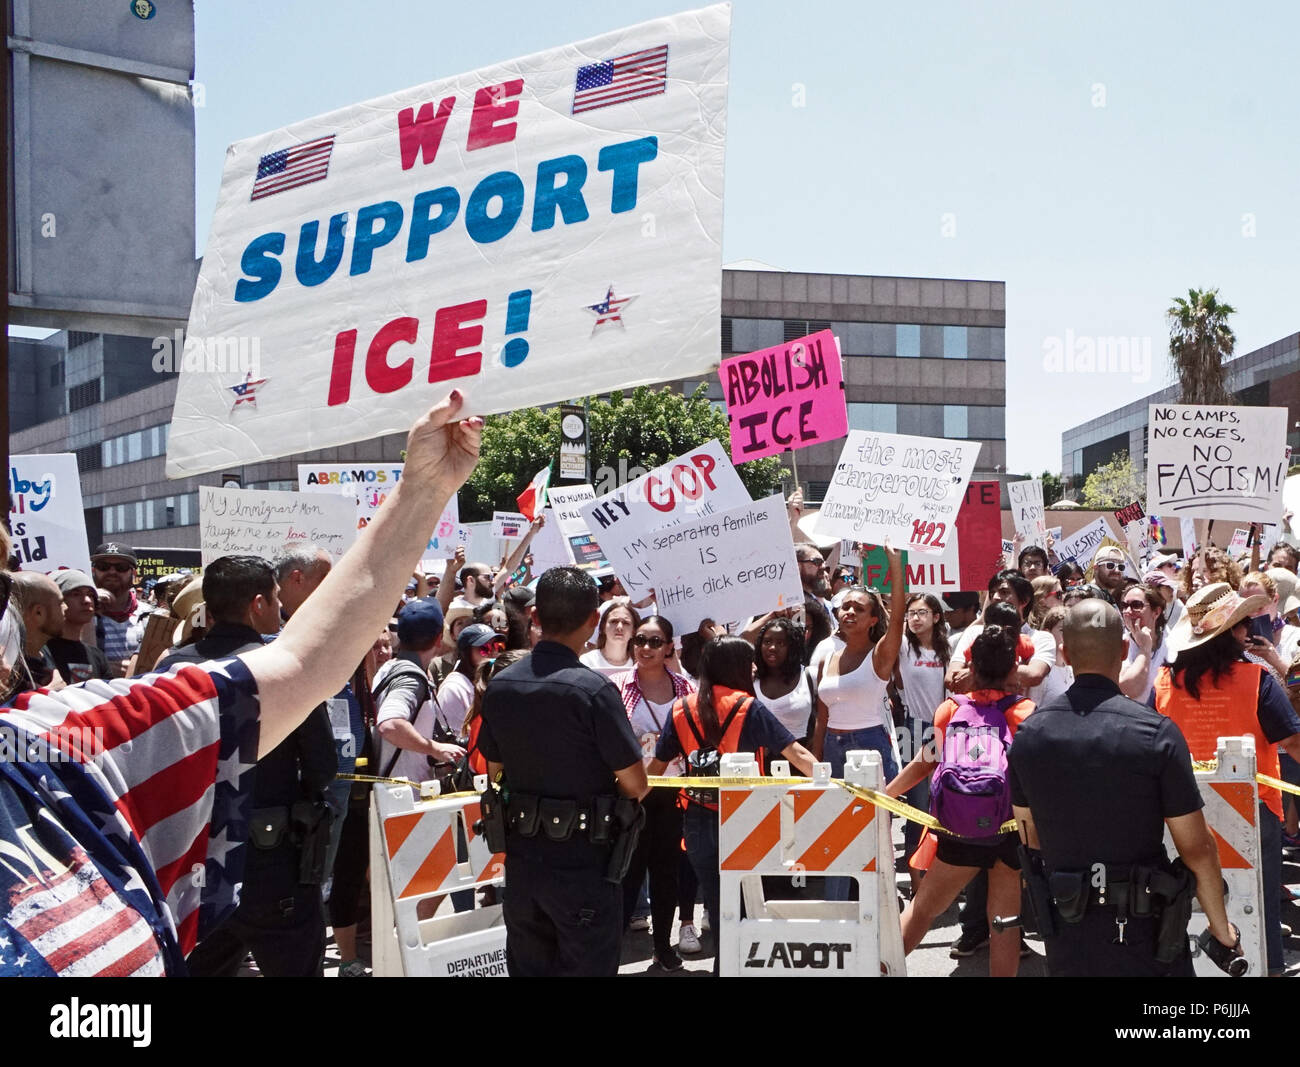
[251,134,336,201]
[572,44,668,114]
[0,661,260,976]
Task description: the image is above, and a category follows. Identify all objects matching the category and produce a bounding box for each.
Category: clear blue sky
[113,2,1300,473]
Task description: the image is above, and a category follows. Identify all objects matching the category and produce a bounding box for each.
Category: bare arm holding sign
[242,391,482,757]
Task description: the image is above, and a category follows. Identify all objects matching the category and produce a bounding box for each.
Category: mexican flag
[516,465,551,522]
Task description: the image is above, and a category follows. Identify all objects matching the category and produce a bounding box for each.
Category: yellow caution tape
[648,775,1019,838]
[337,773,480,800]
[1190,761,1300,798]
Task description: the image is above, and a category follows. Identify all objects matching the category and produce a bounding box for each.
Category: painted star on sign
[584,285,638,335]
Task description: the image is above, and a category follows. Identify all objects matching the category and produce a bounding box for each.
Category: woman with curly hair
[753,616,816,745]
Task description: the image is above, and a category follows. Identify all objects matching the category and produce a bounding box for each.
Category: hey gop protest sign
[579,440,750,598]
[1146,403,1289,520]
[9,454,91,573]
[647,495,802,635]
[812,431,980,556]
[166,6,731,478]
[719,329,847,463]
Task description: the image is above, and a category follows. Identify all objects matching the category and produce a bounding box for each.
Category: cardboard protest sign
[1047,525,1062,545]
[491,511,530,540]
[814,431,980,556]
[1146,404,1289,520]
[1114,501,1149,565]
[646,495,801,635]
[579,440,750,597]
[1007,479,1046,547]
[1052,517,1117,572]
[135,548,203,582]
[527,507,572,575]
[298,461,460,560]
[905,481,1003,595]
[545,483,607,569]
[1226,527,1250,557]
[166,6,732,477]
[1001,538,1014,559]
[719,330,847,463]
[839,540,861,567]
[199,486,357,565]
[859,545,908,595]
[8,454,91,573]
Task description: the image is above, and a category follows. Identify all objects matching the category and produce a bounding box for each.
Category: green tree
[1168,287,1237,405]
[1080,452,1144,510]
[460,386,785,520]
[1039,471,1064,507]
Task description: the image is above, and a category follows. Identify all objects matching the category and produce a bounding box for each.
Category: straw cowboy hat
[1166,582,1269,655]
[1266,567,1300,619]
[170,577,206,645]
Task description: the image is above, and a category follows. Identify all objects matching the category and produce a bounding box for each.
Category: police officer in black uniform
[479,566,648,977]
[1007,599,1241,976]
[159,555,337,977]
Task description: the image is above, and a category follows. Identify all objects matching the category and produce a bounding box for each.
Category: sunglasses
[480,640,505,654]
[1096,560,1124,572]
[93,561,133,573]
[633,634,667,649]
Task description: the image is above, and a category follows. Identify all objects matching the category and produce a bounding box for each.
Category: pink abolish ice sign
[719,330,847,464]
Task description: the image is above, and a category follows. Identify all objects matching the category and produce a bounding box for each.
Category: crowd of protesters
[5,435,1300,977]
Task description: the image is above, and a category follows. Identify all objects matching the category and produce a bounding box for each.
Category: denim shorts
[822,725,898,783]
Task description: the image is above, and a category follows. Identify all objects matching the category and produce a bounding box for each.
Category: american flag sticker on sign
[250,134,336,201]
[572,44,668,114]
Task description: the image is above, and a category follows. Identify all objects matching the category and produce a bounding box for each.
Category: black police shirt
[1007,674,1203,870]
[479,640,641,869]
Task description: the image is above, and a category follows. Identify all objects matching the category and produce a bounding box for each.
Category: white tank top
[819,645,889,731]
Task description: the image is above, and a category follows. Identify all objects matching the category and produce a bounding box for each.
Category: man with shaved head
[10,572,66,690]
[1007,600,1241,976]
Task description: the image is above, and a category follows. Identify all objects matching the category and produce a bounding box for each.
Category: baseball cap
[396,598,445,644]
[91,542,137,566]
[457,623,502,653]
[52,569,95,596]
[1150,552,1182,571]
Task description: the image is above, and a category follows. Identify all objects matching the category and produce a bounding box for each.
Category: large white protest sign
[199,486,357,565]
[579,440,750,597]
[546,484,597,536]
[1146,404,1289,520]
[166,6,731,478]
[1007,479,1046,547]
[9,454,91,573]
[1053,517,1116,571]
[528,508,572,574]
[812,431,980,556]
[646,495,801,636]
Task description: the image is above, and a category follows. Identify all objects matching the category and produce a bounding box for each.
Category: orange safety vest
[1153,661,1283,820]
[670,687,760,810]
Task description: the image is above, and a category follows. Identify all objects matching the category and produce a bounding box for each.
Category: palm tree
[1167,288,1236,404]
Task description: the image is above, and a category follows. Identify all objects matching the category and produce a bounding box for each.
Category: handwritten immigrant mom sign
[166,7,731,477]
[1146,404,1288,520]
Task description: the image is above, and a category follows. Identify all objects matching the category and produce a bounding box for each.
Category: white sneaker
[678,922,702,954]
[629,915,651,931]
[699,911,710,933]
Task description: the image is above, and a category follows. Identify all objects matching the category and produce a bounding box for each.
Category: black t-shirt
[1008,674,1203,870]
[44,637,113,685]
[479,640,641,869]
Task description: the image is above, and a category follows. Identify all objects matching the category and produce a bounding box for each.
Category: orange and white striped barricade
[717,750,906,977]
[1166,736,1265,977]
[368,777,507,977]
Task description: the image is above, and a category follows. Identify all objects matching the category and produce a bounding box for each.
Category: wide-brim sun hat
[170,577,206,645]
[1166,582,1269,655]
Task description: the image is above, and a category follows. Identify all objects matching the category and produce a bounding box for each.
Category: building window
[68,380,102,411]
[920,325,944,358]
[68,331,95,349]
[897,404,943,437]
[966,327,1005,360]
[720,317,733,352]
[848,402,897,433]
[48,362,63,387]
[731,318,783,352]
[968,406,1006,439]
[943,326,968,359]
[944,405,969,438]
[836,322,896,357]
[896,324,920,358]
[74,444,102,473]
